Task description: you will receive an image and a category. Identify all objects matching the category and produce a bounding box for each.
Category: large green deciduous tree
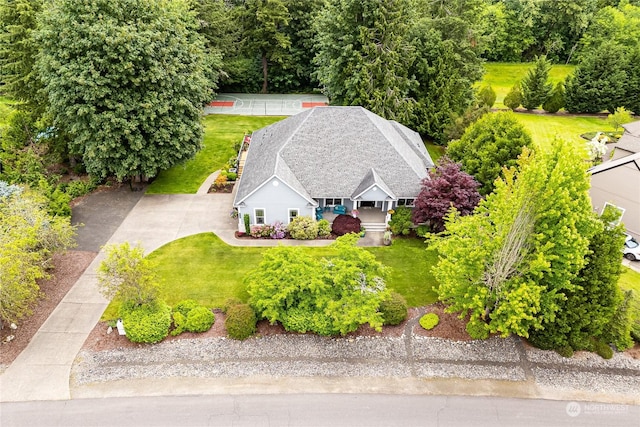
[314,0,416,123]
[432,142,594,338]
[246,234,390,335]
[36,0,213,182]
[447,112,533,195]
[0,0,42,112]
[0,184,75,326]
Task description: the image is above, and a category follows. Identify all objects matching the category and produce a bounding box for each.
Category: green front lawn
[619,266,640,294]
[146,115,285,194]
[482,62,575,108]
[515,114,614,150]
[101,233,439,319]
[425,142,446,163]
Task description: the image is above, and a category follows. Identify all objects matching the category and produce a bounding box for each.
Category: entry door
[360,201,375,208]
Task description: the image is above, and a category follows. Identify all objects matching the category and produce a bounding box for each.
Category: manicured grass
[425,142,446,163]
[146,115,285,194]
[515,114,614,150]
[101,233,439,319]
[482,62,575,108]
[367,237,439,307]
[619,267,640,294]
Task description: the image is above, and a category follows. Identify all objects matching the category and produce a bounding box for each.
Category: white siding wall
[237,178,314,231]
[590,163,640,240]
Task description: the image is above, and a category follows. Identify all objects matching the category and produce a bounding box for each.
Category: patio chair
[333,205,346,215]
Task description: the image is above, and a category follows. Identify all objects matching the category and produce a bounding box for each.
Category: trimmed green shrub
[121,302,172,343]
[226,172,237,181]
[288,215,318,240]
[225,303,256,340]
[542,82,564,113]
[503,83,522,110]
[416,224,430,237]
[478,85,496,108]
[317,219,331,237]
[48,187,72,216]
[173,299,199,317]
[594,340,614,360]
[465,320,489,339]
[419,313,439,330]
[379,291,408,326]
[557,346,574,358]
[171,311,187,336]
[280,307,334,335]
[223,297,243,313]
[388,206,412,236]
[243,213,250,234]
[186,306,215,333]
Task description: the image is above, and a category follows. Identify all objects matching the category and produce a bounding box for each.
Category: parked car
[624,234,640,261]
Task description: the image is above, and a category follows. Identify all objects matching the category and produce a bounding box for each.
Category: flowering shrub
[270,221,287,239]
[288,216,318,239]
[214,174,228,189]
[250,224,274,238]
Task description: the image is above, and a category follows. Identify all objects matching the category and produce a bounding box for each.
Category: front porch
[319,207,388,232]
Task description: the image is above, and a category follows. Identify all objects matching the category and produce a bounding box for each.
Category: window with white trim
[254,208,265,225]
[325,198,342,206]
[397,198,415,207]
[288,208,299,224]
[602,202,624,225]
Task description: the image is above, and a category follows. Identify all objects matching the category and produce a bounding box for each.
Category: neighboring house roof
[234,106,434,206]
[588,151,640,175]
[617,120,640,154]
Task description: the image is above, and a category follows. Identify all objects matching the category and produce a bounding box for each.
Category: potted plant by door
[383,230,392,246]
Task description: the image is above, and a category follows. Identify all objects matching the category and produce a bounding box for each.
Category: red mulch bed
[0,251,96,367]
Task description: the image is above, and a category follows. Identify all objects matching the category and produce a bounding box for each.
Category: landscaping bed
[0,250,96,370]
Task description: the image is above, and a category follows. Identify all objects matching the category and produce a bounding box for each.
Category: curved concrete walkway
[0,172,382,402]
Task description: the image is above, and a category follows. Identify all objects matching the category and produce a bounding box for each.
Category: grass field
[482,62,575,108]
[101,233,439,319]
[146,115,285,194]
[515,113,613,149]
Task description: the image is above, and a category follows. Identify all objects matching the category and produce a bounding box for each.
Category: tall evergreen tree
[238,0,291,94]
[407,16,483,142]
[0,0,43,112]
[37,0,213,182]
[564,41,628,114]
[520,56,553,110]
[529,210,630,353]
[314,0,416,123]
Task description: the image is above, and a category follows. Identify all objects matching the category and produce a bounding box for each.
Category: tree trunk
[261,53,268,94]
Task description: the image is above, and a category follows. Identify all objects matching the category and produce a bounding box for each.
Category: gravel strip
[413,336,521,363]
[526,346,640,371]
[415,363,526,381]
[71,333,640,400]
[534,368,640,395]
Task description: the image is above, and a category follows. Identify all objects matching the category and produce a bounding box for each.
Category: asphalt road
[2,394,638,427]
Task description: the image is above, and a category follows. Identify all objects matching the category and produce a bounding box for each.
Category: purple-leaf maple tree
[413,157,481,232]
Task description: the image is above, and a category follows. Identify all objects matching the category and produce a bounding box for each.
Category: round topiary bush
[331,214,361,236]
[225,303,257,340]
[288,216,319,240]
[170,311,187,336]
[223,297,243,313]
[173,299,199,317]
[121,302,172,343]
[317,219,331,237]
[186,306,215,333]
[465,320,489,340]
[419,313,439,330]
[379,291,408,326]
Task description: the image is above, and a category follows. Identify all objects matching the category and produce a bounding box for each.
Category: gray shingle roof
[234,107,434,205]
[618,120,640,154]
